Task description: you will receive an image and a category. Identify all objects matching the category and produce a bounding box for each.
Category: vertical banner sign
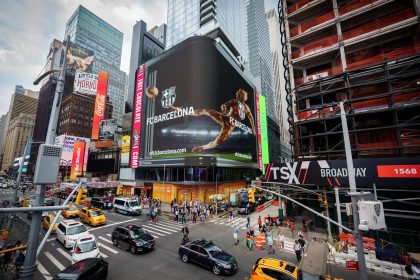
[255,94,263,171]
[259,95,270,167]
[130,65,145,168]
[91,72,109,139]
[70,142,86,180]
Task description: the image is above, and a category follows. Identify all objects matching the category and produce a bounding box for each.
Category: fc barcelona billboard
[134,37,259,168]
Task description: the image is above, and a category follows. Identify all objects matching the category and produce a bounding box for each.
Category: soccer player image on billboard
[137,37,258,168]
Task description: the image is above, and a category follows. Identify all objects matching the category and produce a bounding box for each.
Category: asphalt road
[26,205,398,280]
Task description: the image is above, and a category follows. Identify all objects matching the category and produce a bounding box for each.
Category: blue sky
[0,0,167,115]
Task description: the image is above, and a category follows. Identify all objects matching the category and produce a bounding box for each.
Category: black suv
[179,239,238,275]
[90,197,112,209]
[53,258,108,280]
[111,224,155,254]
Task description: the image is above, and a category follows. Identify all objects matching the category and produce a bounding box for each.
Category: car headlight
[221,264,231,269]
[136,241,144,246]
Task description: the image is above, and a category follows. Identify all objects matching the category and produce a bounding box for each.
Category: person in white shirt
[293,240,302,262]
[278,234,285,251]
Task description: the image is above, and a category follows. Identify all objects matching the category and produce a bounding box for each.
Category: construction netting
[292,34,338,59]
[290,11,334,37]
[338,0,379,15]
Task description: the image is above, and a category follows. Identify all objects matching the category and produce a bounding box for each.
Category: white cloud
[0,0,167,115]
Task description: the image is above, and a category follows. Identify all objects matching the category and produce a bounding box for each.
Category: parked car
[179,238,238,275]
[43,214,65,233]
[113,197,142,215]
[71,235,101,264]
[56,220,90,249]
[44,196,55,206]
[79,207,106,226]
[53,258,108,280]
[237,202,255,215]
[111,224,155,254]
[90,197,112,210]
[250,258,298,280]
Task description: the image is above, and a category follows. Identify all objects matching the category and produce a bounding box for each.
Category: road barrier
[256,200,273,212]
[255,233,267,249]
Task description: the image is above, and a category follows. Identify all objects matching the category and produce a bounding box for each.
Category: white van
[113,197,142,215]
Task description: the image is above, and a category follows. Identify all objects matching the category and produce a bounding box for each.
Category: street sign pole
[335,186,343,234]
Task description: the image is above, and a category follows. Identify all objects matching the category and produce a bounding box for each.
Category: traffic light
[75,188,88,205]
[116,185,123,196]
[318,194,323,202]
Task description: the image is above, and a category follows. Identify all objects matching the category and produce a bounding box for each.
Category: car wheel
[213,265,221,275]
[114,207,118,213]
[182,254,189,263]
[112,238,118,247]
[130,245,136,254]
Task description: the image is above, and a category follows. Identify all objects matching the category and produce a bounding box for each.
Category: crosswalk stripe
[106,234,111,237]
[98,243,119,254]
[147,223,178,233]
[98,236,113,244]
[37,261,52,280]
[224,217,244,226]
[216,217,239,225]
[141,225,166,236]
[142,224,172,235]
[100,252,109,258]
[56,248,72,262]
[156,220,185,229]
[45,251,66,271]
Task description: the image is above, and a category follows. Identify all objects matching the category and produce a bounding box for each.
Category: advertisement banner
[66,43,95,73]
[139,38,258,167]
[255,95,263,171]
[74,71,98,95]
[259,95,270,165]
[263,157,420,188]
[70,142,86,180]
[130,65,145,168]
[55,135,90,166]
[99,118,117,141]
[91,72,109,140]
[122,135,131,154]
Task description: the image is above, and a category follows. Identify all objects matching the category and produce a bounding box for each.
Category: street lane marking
[141,225,166,236]
[56,248,72,261]
[100,252,109,258]
[156,221,185,229]
[147,223,178,232]
[88,218,138,232]
[98,236,113,244]
[45,251,66,271]
[37,261,52,280]
[223,217,244,225]
[47,237,56,242]
[106,234,111,237]
[142,224,174,234]
[98,242,119,254]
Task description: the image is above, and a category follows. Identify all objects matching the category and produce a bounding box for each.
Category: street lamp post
[339,102,368,280]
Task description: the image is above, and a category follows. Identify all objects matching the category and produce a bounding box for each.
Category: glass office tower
[65,5,127,126]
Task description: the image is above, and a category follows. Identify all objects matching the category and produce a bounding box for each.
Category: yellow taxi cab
[62,204,80,219]
[79,207,106,226]
[42,214,64,233]
[251,258,298,280]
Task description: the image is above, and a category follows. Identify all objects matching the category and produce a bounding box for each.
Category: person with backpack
[298,237,306,253]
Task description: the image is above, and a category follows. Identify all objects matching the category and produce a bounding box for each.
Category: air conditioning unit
[358,201,387,231]
[33,144,62,184]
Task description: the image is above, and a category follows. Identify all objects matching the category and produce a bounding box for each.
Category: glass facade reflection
[65,5,126,126]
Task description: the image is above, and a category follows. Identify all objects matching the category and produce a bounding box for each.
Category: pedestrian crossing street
[36,219,191,279]
[209,216,296,254]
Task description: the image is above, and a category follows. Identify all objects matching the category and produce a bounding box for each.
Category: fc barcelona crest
[161,87,176,108]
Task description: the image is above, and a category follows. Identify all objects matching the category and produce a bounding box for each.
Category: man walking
[278,233,285,251]
[233,226,239,245]
[267,233,275,255]
[294,240,302,262]
[258,216,262,231]
[298,236,306,253]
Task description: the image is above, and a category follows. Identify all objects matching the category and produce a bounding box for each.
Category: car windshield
[129,227,146,238]
[69,206,78,211]
[67,225,87,235]
[205,244,222,257]
[90,210,103,217]
[128,201,139,207]
[76,240,97,253]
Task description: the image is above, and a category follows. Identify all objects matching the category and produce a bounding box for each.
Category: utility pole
[339,102,368,280]
[20,36,70,280]
[324,188,333,243]
[335,186,343,234]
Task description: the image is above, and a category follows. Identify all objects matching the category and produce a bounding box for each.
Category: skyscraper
[127,20,166,110]
[64,5,127,126]
[166,0,248,65]
[245,0,276,122]
[266,9,291,158]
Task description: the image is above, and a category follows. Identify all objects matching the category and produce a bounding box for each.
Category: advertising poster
[255,95,263,170]
[55,135,90,166]
[70,142,86,180]
[259,95,270,168]
[66,43,95,72]
[99,118,117,141]
[130,65,145,168]
[91,72,109,140]
[122,135,131,154]
[74,71,98,95]
[139,38,258,168]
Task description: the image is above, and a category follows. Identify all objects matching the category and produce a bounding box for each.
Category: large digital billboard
[66,43,95,73]
[74,71,98,95]
[55,135,90,166]
[138,37,258,168]
[91,72,109,140]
